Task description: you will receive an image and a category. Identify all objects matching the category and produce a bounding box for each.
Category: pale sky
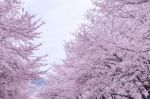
[22,0,92,64]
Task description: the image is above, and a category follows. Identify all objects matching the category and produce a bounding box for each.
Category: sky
[22,0,92,64]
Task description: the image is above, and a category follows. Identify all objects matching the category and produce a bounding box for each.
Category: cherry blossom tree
[0,0,46,99]
[40,0,150,99]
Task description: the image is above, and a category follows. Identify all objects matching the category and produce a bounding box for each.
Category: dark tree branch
[111,93,134,99]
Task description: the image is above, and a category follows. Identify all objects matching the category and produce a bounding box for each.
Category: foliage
[0,0,45,99]
[40,0,150,99]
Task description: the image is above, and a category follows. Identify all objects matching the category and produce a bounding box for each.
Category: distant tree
[40,0,150,99]
[0,0,45,99]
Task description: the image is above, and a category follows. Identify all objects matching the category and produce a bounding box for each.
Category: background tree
[40,0,150,99]
[0,0,45,99]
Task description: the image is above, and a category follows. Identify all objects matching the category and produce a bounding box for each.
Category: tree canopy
[40,0,150,99]
[0,0,45,99]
